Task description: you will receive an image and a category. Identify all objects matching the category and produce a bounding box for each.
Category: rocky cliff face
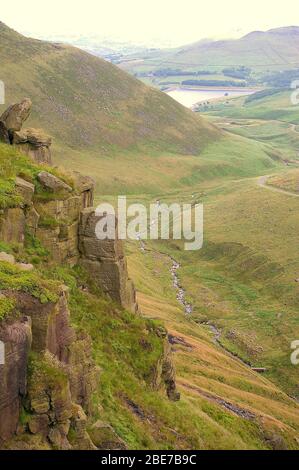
[152,327,180,402]
[0,99,179,449]
[0,317,32,442]
[0,98,52,164]
[79,208,138,313]
[0,99,137,310]
[0,284,97,449]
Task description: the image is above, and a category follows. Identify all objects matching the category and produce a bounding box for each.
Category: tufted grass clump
[0,143,74,209]
[0,261,59,304]
[27,351,68,390]
[0,295,16,320]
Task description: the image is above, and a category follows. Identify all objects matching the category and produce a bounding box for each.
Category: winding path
[258,175,299,197]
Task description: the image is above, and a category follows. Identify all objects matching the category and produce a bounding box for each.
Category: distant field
[122,173,299,399]
[268,170,299,193]
[115,169,299,448]
[201,90,299,162]
[79,132,280,196]
[203,90,299,124]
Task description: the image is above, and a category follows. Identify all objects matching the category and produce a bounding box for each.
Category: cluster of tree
[261,69,299,88]
[181,79,246,87]
[151,68,213,77]
[222,66,251,80]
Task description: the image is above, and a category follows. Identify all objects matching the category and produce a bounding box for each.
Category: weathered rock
[48,427,63,448]
[35,196,80,223]
[15,177,35,206]
[79,208,138,313]
[10,287,76,357]
[0,316,32,443]
[0,121,10,144]
[0,207,25,245]
[72,172,95,209]
[0,252,15,264]
[69,405,97,450]
[13,128,52,165]
[26,353,73,446]
[0,98,32,132]
[152,326,180,402]
[13,128,51,147]
[25,206,40,236]
[89,420,127,450]
[37,171,72,193]
[36,221,79,266]
[67,333,97,414]
[162,343,180,402]
[28,414,49,436]
[5,286,97,417]
[33,193,80,266]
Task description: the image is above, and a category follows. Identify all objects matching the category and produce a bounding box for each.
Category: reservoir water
[166,87,255,108]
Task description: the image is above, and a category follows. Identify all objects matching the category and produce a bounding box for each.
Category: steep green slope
[0,21,218,157]
[0,21,283,195]
[1,143,299,450]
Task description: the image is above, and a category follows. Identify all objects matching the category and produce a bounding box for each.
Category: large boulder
[37,171,72,193]
[13,128,52,165]
[15,177,35,206]
[72,172,95,209]
[0,98,32,132]
[0,252,15,264]
[79,208,138,313]
[13,128,51,147]
[89,420,127,450]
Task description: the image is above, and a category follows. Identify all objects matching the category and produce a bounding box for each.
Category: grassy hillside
[268,170,299,193]
[0,22,218,158]
[205,90,299,123]
[124,217,299,449]
[200,89,299,163]
[1,21,299,448]
[167,27,299,70]
[2,142,299,450]
[120,27,299,76]
[119,27,299,91]
[120,168,299,399]
[0,21,287,195]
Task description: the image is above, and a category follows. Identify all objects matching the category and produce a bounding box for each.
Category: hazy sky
[1,0,299,45]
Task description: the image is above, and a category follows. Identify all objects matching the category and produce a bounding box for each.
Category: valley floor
[119,170,299,449]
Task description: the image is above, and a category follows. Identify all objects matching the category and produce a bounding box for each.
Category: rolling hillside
[0,21,283,194]
[0,22,218,156]
[167,27,299,70]
[120,26,299,80]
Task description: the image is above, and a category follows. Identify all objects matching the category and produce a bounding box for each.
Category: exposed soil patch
[168,334,194,351]
[181,382,256,420]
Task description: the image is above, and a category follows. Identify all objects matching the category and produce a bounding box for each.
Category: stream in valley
[139,240,254,368]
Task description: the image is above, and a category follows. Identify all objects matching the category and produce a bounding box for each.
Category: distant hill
[0,21,222,186]
[120,26,299,74]
[0,21,279,194]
